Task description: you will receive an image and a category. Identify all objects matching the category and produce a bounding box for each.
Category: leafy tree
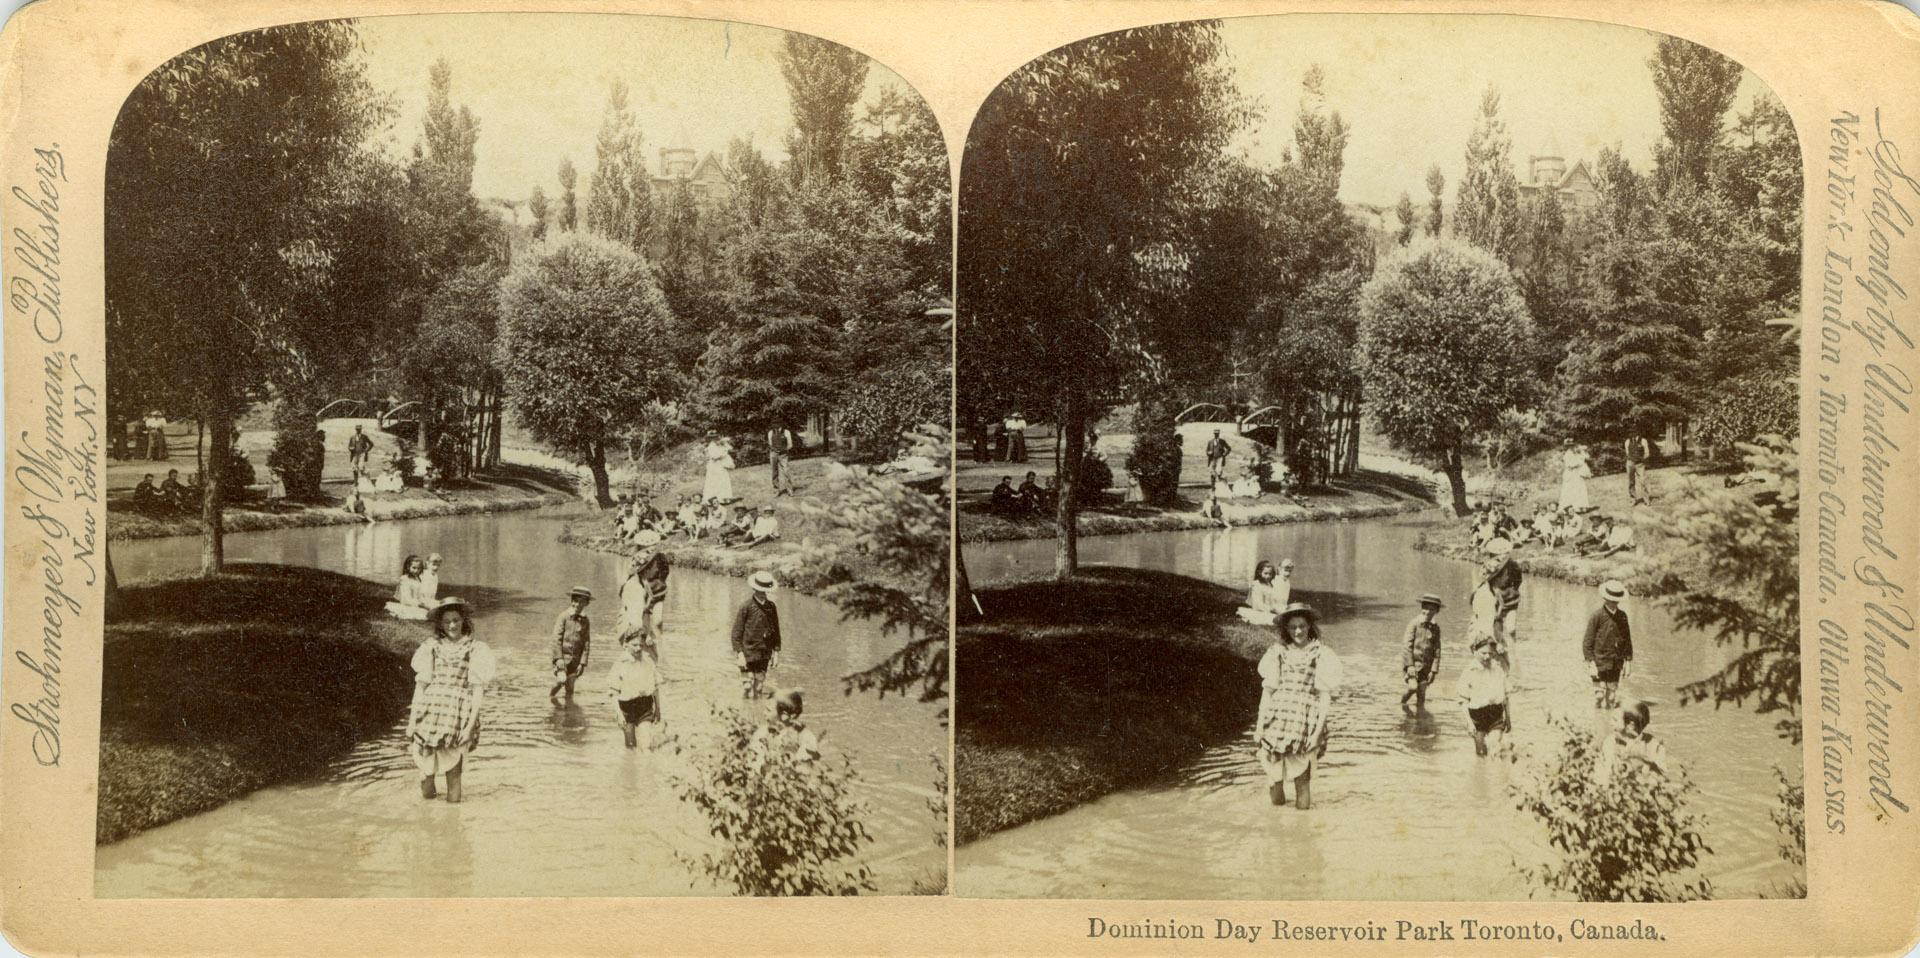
[107,20,392,573]
[1693,374,1796,457]
[586,79,642,243]
[1510,715,1714,902]
[779,33,870,184]
[1394,191,1416,246]
[406,262,509,478]
[267,390,325,499]
[1357,240,1534,515]
[1649,36,1744,193]
[796,424,952,714]
[1714,92,1802,306]
[672,705,875,896]
[497,234,678,505]
[1773,767,1807,895]
[1126,380,1184,505]
[961,21,1249,578]
[1453,86,1523,264]
[557,156,579,231]
[850,86,953,299]
[1640,438,1800,742]
[528,186,549,240]
[1550,235,1700,445]
[1259,265,1367,484]
[837,361,948,459]
[1424,164,1445,237]
[695,313,841,436]
[407,59,500,275]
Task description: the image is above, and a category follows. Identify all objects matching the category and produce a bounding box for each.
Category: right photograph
[955,14,1803,901]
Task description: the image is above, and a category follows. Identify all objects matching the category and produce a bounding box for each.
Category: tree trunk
[1343,402,1361,476]
[195,418,205,480]
[587,440,613,507]
[486,392,503,469]
[105,545,122,619]
[1441,446,1470,517]
[200,413,232,575]
[1054,387,1085,581]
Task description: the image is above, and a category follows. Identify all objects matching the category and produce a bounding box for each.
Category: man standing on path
[1624,435,1651,505]
[766,422,796,496]
[1004,411,1028,463]
[1206,429,1232,485]
[1582,580,1634,710]
[731,571,783,700]
[348,424,374,478]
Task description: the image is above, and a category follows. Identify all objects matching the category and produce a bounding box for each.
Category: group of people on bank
[387,547,808,802]
[1237,538,1662,811]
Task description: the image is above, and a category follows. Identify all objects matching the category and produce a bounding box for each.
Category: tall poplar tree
[1453,86,1522,265]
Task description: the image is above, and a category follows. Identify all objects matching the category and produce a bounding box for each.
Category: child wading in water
[407,597,496,801]
[1255,602,1343,809]
[1456,635,1512,756]
[549,587,594,701]
[1400,593,1444,712]
[607,632,661,748]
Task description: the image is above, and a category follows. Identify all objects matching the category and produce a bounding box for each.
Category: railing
[1174,402,1228,424]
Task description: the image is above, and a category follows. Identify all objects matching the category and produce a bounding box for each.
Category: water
[958,515,1802,900]
[96,508,945,898]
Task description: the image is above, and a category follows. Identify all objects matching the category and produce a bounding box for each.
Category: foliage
[1649,36,1744,193]
[1477,408,1548,474]
[106,19,396,571]
[1509,715,1713,902]
[796,424,951,714]
[1639,438,1801,742]
[1258,265,1367,482]
[528,186,549,240]
[780,33,871,184]
[1394,191,1416,246]
[497,234,679,503]
[1424,164,1445,237]
[1714,92,1802,305]
[1550,235,1700,444]
[267,394,324,499]
[695,313,842,435]
[1356,239,1534,513]
[1774,767,1806,869]
[1693,374,1797,456]
[960,20,1251,576]
[1453,86,1523,264]
[557,157,579,232]
[672,705,875,896]
[837,361,949,460]
[585,79,650,246]
[1126,381,1184,505]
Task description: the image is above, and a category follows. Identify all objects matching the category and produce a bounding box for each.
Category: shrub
[1076,451,1114,509]
[268,399,324,499]
[1509,714,1713,902]
[1125,383,1183,505]
[1694,375,1796,459]
[837,362,948,462]
[672,705,876,896]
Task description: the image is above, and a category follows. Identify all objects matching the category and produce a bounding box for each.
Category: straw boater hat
[429,596,471,620]
[569,586,593,601]
[1275,601,1317,630]
[1419,593,1444,609]
[750,570,778,593]
[1484,537,1513,557]
[1600,580,1628,602]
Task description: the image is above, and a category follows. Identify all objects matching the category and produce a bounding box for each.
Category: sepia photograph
[95,12,951,898]
[955,14,1804,901]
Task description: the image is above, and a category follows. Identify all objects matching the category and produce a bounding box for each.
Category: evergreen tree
[1394,191,1416,246]
[1551,235,1699,445]
[528,185,549,240]
[586,79,639,242]
[1453,86,1523,264]
[1650,36,1744,194]
[557,156,578,231]
[1424,164,1445,237]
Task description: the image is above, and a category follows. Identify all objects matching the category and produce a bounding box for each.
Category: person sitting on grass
[1236,559,1291,626]
[159,468,192,512]
[1228,458,1263,499]
[1199,490,1231,529]
[345,486,376,524]
[132,473,162,512]
[989,476,1019,513]
[719,504,758,546]
[421,554,443,603]
[675,496,701,533]
[386,555,433,620]
[1456,635,1512,757]
[1017,471,1045,513]
[1574,514,1614,555]
[743,506,782,549]
[1594,520,1636,557]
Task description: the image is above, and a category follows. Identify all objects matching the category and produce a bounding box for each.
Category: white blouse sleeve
[1317,647,1345,695]
[1256,645,1282,687]
[468,643,498,686]
[410,642,432,677]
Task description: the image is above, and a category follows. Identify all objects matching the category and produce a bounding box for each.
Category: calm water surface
[97,508,944,898]
[958,515,1802,900]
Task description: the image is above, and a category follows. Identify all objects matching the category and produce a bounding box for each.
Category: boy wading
[549,587,594,701]
[732,571,782,698]
[1583,580,1634,709]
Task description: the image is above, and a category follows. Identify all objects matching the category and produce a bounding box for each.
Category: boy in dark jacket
[1583,580,1634,709]
[731,571,783,699]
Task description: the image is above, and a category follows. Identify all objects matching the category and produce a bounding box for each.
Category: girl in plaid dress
[1255,602,1343,809]
[407,597,497,802]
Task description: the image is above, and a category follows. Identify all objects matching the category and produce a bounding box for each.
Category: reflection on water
[959,516,1802,900]
[97,508,943,898]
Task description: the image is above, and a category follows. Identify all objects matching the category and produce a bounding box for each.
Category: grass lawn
[955,567,1282,845]
[98,564,433,843]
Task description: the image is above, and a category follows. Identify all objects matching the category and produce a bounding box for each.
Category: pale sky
[1220,14,1777,207]
[353,13,910,205]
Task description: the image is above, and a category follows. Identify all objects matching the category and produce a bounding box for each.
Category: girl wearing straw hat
[1254,602,1344,809]
[406,597,496,802]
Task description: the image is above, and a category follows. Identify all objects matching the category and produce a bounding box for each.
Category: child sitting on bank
[607,632,661,748]
[1456,635,1512,757]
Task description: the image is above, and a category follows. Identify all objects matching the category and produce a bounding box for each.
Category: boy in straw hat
[548,586,595,701]
[1583,580,1635,709]
[732,571,783,699]
[1400,594,1445,712]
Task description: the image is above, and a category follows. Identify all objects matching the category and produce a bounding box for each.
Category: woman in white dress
[1558,440,1592,512]
[702,431,735,503]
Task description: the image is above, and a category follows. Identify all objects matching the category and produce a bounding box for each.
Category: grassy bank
[958,468,1436,544]
[106,463,578,542]
[956,567,1284,845]
[98,564,425,844]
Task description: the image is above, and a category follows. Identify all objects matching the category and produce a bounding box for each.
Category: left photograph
[97,13,951,898]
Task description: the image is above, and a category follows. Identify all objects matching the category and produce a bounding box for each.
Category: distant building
[650,144,730,207]
[1518,154,1598,213]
